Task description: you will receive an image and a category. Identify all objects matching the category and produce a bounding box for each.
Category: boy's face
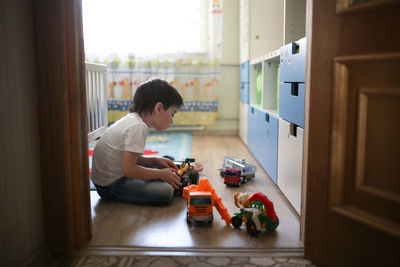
[153,104,178,131]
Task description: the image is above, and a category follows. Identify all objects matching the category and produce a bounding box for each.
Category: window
[82,0,208,58]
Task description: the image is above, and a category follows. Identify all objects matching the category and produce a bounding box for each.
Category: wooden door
[304,0,400,266]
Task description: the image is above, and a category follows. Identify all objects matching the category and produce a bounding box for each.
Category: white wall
[0,0,46,265]
[205,0,239,132]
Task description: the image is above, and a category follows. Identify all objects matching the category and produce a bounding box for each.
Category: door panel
[304,0,400,265]
[331,54,400,236]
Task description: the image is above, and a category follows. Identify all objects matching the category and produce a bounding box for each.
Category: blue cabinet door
[257,111,279,184]
[240,61,250,83]
[279,83,305,127]
[280,37,306,83]
[240,82,249,103]
[247,106,279,184]
[247,105,260,157]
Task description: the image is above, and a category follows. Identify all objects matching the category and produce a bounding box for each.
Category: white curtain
[83,0,223,125]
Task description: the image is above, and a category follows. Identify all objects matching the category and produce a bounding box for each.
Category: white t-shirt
[91,112,149,186]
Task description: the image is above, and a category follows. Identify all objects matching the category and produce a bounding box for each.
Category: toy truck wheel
[186,212,191,224]
[266,216,279,231]
[208,219,213,224]
[188,172,199,185]
[231,216,242,229]
[246,219,261,236]
[220,170,225,178]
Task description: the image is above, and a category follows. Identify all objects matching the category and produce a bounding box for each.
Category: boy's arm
[136,155,157,167]
[137,155,178,170]
[122,151,182,189]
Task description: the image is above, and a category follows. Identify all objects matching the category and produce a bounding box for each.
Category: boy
[91,78,184,205]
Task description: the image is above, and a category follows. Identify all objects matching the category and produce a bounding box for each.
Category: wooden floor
[89,134,302,251]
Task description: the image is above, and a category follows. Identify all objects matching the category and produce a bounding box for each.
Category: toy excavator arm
[196,179,231,226]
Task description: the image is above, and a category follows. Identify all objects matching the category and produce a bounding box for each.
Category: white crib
[85,62,108,142]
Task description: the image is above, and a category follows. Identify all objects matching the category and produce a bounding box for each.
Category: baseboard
[22,243,53,267]
[192,129,238,136]
[75,246,304,258]
[204,119,238,132]
[157,119,239,136]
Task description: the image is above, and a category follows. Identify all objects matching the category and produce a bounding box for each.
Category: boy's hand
[159,168,182,190]
[155,157,178,171]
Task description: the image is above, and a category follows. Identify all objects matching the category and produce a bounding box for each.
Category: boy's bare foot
[193,162,204,172]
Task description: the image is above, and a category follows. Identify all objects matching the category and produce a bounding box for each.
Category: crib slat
[93,71,98,131]
[91,70,96,132]
[102,70,108,126]
[89,70,95,132]
[85,62,107,142]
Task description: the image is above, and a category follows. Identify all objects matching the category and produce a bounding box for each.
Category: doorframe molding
[300,0,313,244]
[35,0,92,254]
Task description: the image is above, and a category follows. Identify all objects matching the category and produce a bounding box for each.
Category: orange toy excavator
[182,178,231,226]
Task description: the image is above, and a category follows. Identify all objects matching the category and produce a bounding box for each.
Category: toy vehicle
[175,158,200,188]
[223,168,247,187]
[182,178,231,226]
[231,192,279,236]
[219,157,256,181]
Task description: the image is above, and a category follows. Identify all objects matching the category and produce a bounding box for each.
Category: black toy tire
[220,171,225,178]
[231,216,242,229]
[186,213,191,224]
[246,219,260,236]
[188,172,199,185]
[181,178,190,188]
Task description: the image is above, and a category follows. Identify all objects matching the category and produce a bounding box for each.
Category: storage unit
[246,49,281,183]
[277,118,303,214]
[277,37,306,213]
[239,0,307,214]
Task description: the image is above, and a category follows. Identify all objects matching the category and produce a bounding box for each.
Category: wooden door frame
[35,0,92,254]
[36,0,311,255]
[300,0,313,243]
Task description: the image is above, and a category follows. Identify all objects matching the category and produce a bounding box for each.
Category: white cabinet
[240,0,306,63]
[284,0,307,45]
[278,118,303,214]
[249,0,284,60]
[240,0,284,62]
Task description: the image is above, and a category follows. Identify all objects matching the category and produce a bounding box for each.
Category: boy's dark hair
[129,78,183,114]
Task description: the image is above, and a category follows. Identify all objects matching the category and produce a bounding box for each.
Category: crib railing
[85,62,108,142]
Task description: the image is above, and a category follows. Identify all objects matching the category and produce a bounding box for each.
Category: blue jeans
[94,177,174,206]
